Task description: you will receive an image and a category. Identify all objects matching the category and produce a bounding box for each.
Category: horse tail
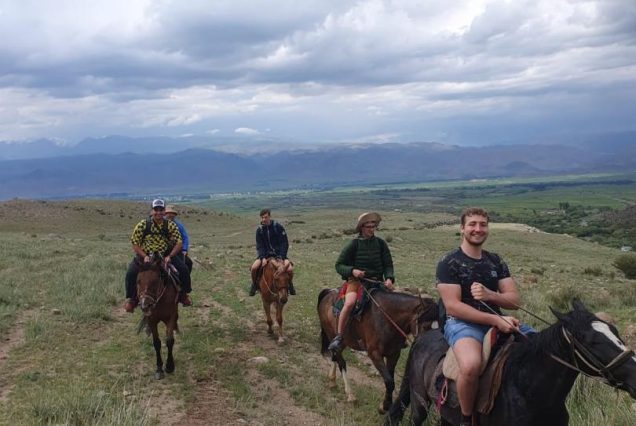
[384,341,415,425]
[318,288,332,356]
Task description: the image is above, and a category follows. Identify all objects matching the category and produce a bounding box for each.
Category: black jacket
[256,220,289,259]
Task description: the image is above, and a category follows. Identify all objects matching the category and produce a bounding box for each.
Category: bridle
[138,261,176,312]
[550,327,635,387]
[262,261,289,301]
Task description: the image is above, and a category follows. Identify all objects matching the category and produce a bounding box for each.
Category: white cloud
[235,127,261,135]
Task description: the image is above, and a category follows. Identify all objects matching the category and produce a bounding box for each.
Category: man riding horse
[123,199,192,312]
[436,207,534,426]
[328,211,395,352]
[249,208,296,296]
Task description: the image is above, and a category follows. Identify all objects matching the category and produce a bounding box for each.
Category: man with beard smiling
[436,207,534,426]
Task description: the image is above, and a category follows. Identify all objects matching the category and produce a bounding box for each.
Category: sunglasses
[363,224,377,229]
[153,207,165,211]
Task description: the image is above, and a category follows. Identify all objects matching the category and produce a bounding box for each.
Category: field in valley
[1,175,635,425]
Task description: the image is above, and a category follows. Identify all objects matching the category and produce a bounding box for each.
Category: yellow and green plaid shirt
[130,218,182,255]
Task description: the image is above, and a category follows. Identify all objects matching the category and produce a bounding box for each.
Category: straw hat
[164,205,178,215]
[356,212,382,232]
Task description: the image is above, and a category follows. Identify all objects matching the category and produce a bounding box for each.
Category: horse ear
[571,298,588,312]
[549,306,567,322]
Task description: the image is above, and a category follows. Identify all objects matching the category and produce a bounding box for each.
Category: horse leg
[150,322,164,380]
[262,299,274,334]
[383,351,401,413]
[334,352,356,403]
[276,302,284,344]
[165,318,176,374]
[328,362,338,388]
[368,350,395,414]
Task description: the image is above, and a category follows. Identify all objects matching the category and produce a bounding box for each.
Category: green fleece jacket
[335,236,395,282]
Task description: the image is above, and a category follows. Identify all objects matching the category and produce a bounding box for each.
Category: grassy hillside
[0,196,635,425]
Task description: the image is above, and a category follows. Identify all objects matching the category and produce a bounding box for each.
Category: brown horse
[136,252,179,380]
[317,286,438,413]
[258,257,292,344]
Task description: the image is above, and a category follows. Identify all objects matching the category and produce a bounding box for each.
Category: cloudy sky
[1,0,635,147]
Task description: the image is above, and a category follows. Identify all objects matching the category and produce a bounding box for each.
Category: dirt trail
[0,310,36,402]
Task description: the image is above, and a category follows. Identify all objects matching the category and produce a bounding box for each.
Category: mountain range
[0,133,634,200]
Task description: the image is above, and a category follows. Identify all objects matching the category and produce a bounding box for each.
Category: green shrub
[583,266,602,276]
[613,253,636,279]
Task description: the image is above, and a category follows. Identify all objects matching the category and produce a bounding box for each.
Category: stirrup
[328,334,343,352]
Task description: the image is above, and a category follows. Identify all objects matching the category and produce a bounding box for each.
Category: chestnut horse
[258,257,292,343]
[136,252,179,380]
[317,286,438,413]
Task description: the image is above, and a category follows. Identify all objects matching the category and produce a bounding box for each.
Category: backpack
[142,217,169,241]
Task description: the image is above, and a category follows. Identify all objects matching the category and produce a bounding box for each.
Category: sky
[1,0,635,147]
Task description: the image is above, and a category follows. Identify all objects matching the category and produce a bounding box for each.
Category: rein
[361,278,414,345]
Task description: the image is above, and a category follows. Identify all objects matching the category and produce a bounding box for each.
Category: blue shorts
[444,317,535,346]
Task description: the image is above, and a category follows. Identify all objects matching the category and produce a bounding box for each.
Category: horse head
[263,258,290,304]
[412,295,439,337]
[551,299,636,398]
[137,252,168,316]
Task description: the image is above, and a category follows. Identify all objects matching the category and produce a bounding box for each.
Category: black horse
[318,288,438,413]
[385,299,636,426]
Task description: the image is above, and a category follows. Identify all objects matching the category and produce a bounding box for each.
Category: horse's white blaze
[591,321,636,363]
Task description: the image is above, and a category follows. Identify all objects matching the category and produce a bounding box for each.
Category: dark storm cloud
[0,0,634,144]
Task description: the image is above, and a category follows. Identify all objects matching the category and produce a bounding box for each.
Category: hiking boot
[288,281,296,296]
[180,293,192,306]
[328,334,343,352]
[249,282,258,296]
[124,298,137,313]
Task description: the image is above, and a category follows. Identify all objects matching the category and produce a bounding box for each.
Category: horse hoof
[347,395,357,403]
[267,329,274,335]
[378,406,387,415]
[165,365,175,374]
[277,337,285,344]
[155,372,165,380]
[328,380,337,389]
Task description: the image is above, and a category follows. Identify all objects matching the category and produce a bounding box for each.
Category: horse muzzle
[140,296,156,315]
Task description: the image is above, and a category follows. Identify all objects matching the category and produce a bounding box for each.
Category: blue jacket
[256,220,288,259]
[172,219,189,252]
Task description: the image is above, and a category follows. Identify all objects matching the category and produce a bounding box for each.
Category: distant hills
[0,133,634,199]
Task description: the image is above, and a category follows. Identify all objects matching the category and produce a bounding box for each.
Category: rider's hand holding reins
[352,269,365,279]
[470,282,493,301]
[494,315,520,334]
[384,279,394,291]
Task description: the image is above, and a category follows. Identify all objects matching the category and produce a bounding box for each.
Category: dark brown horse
[136,252,179,380]
[317,286,438,413]
[259,257,292,344]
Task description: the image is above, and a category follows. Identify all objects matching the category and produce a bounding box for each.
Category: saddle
[332,280,384,318]
[434,328,514,414]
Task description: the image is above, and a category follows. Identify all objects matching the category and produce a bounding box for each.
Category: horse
[136,252,180,380]
[317,286,438,413]
[385,299,636,426]
[258,257,292,344]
